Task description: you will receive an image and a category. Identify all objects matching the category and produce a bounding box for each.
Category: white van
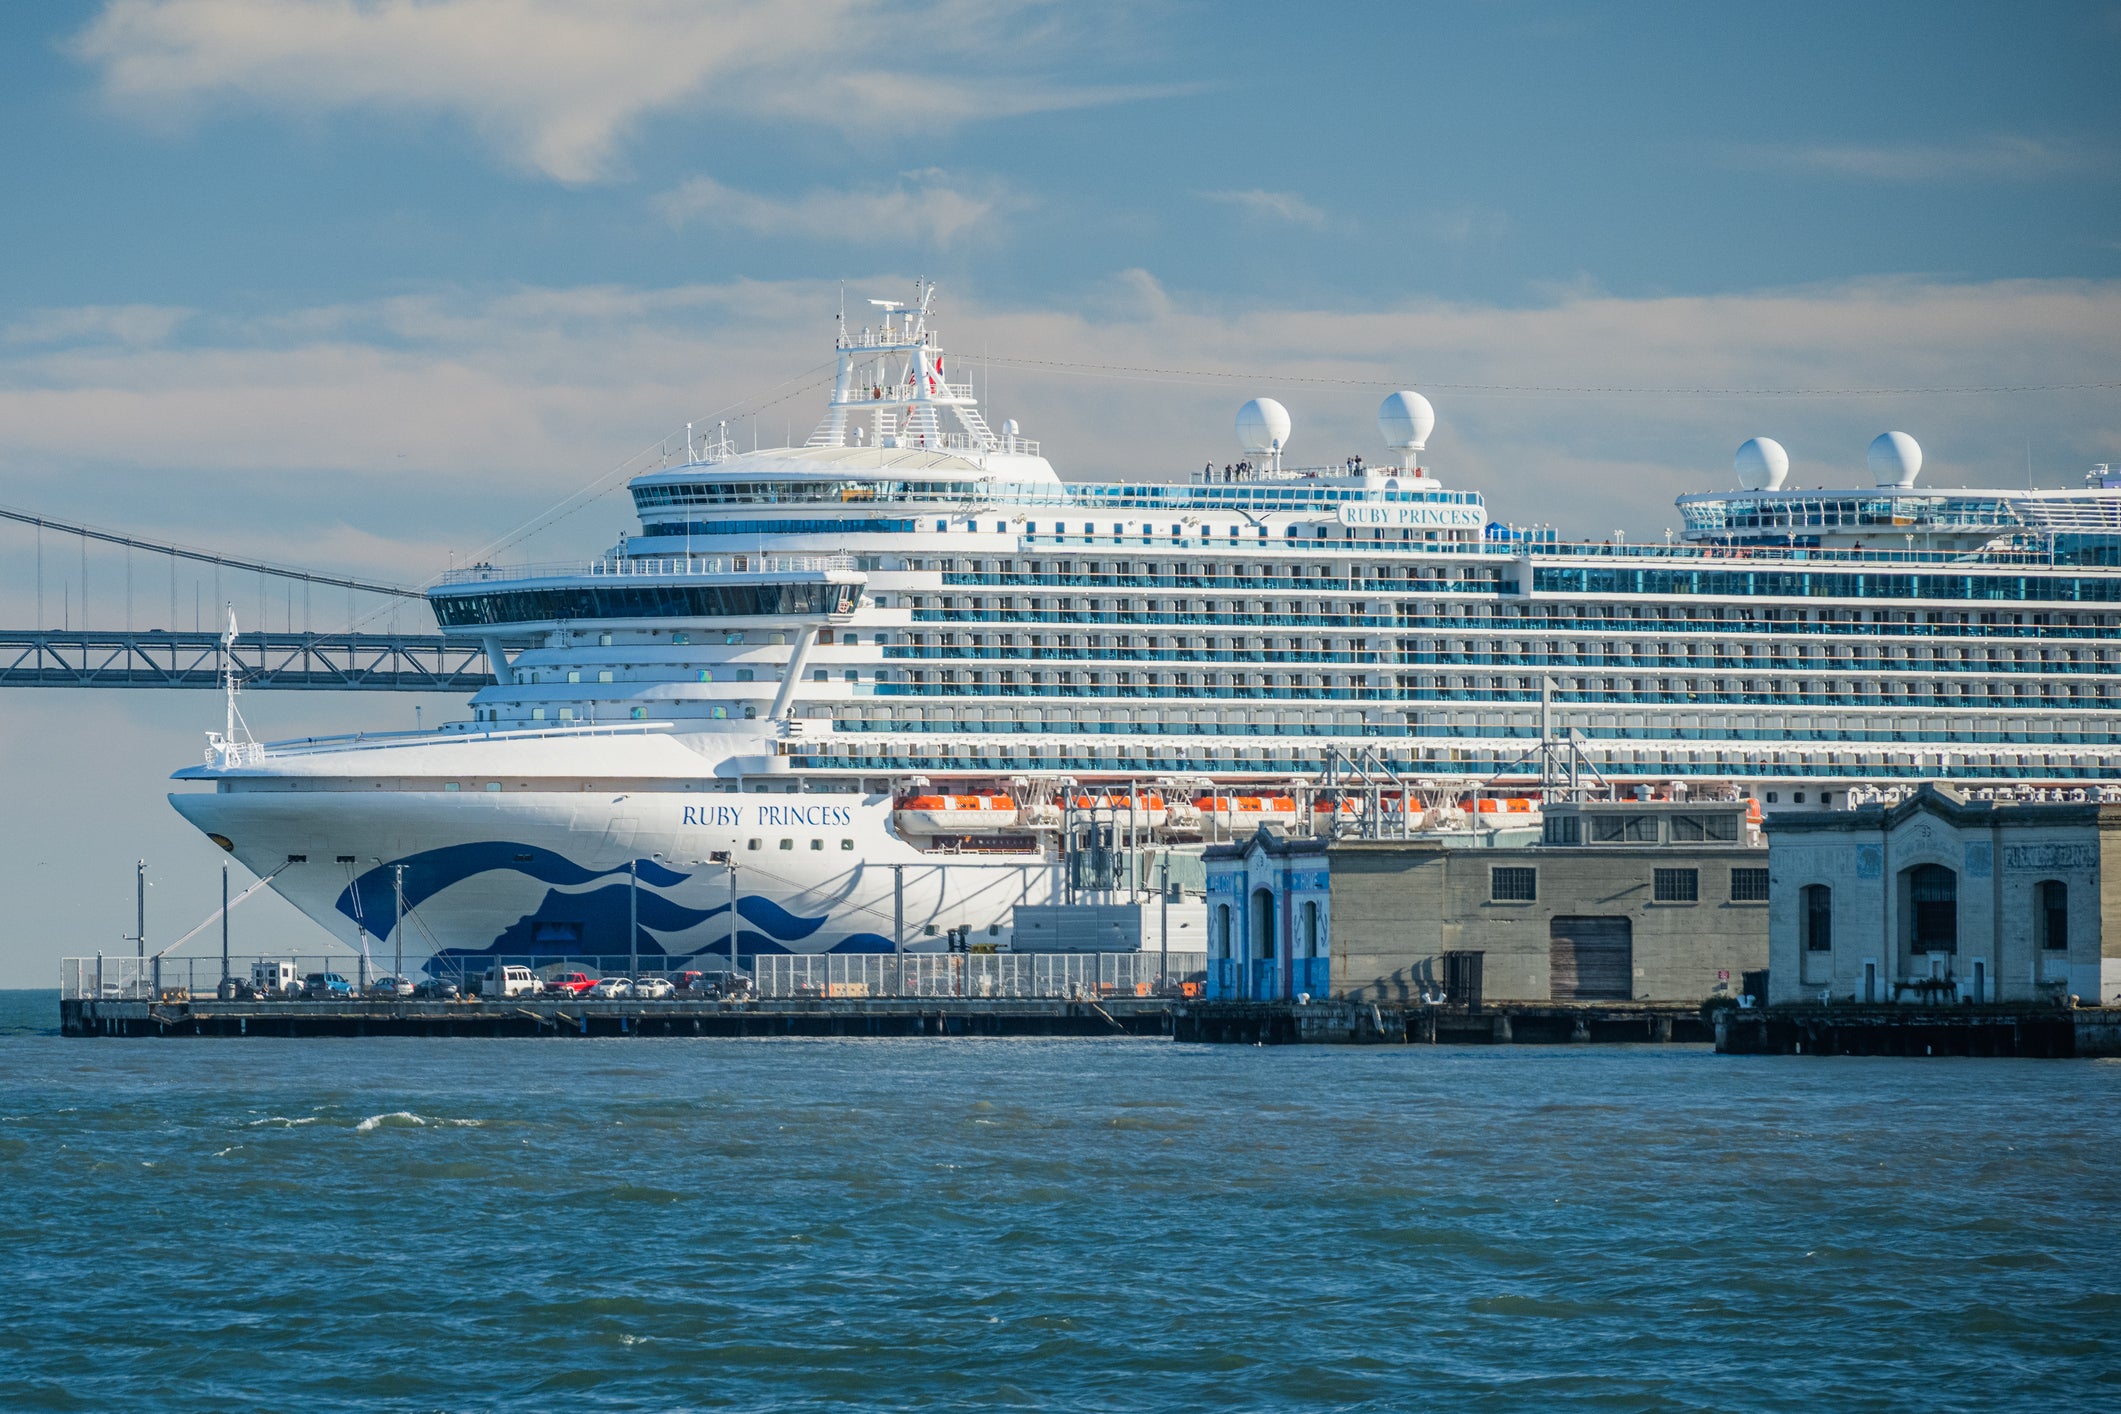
[478,965,542,999]
[251,959,300,996]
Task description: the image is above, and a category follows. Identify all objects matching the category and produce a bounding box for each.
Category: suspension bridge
[0,504,500,692]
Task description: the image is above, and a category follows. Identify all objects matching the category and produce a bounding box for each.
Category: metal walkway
[0,630,495,691]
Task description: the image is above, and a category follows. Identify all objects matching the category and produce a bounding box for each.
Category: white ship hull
[171,779,1055,972]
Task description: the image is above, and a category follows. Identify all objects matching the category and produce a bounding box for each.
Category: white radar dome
[1377,390,1436,454]
[1235,398,1292,457]
[1001,419,1019,437]
[1868,430,1922,488]
[1733,436,1790,491]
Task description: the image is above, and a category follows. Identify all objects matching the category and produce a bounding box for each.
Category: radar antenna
[205,605,261,768]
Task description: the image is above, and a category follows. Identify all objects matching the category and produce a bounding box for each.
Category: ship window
[558,707,575,720]
[567,670,581,683]
[598,670,614,683]
[747,838,760,850]
[712,706,727,719]
[841,839,855,850]
[484,782,502,793]
[736,669,754,682]
[779,839,793,850]
[630,707,646,720]
[845,670,860,683]
[444,782,460,792]
[814,669,829,681]
[532,707,546,720]
[698,670,712,682]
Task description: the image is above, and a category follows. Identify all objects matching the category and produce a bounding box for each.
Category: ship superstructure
[171,286,2121,970]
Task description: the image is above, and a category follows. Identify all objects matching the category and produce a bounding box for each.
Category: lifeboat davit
[1195,795,1301,829]
[1067,792,1167,828]
[894,794,1020,834]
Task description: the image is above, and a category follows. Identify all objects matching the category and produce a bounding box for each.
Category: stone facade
[1764,784,2121,1006]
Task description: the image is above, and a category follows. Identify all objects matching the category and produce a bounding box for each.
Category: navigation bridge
[0,504,499,692]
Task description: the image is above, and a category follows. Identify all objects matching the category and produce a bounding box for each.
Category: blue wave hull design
[337,840,842,964]
[335,842,690,940]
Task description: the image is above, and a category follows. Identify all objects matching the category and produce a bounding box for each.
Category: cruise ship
[169,284,2121,969]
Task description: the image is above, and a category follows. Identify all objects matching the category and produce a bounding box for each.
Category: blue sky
[1,0,2118,983]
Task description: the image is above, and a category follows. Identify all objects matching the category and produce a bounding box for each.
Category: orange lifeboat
[1195,795,1301,829]
[1066,792,1167,828]
[893,794,1020,834]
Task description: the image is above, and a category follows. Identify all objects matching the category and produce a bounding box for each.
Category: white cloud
[1729,135,2110,183]
[653,170,1012,244]
[1197,188,1328,228]
[70,0,1182,183]
[4,304,191,348]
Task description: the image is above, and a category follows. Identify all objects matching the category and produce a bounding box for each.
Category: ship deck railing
[434,553,857,587]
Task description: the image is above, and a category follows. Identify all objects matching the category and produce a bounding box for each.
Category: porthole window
[746,838,761,851]
[840,839,855,851]
[779,839,794,851]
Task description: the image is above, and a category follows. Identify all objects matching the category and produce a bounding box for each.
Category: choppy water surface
[3,990,2117,1412]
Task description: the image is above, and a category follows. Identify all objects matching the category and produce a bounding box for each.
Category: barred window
[1730,868,1770,903]
[1654,868,1699,903]
[1491,867,1538,902]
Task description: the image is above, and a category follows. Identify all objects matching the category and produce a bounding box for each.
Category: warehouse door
[1550,917,1633,1000]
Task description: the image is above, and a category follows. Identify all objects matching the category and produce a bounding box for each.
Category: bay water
[3,989,2117,1411]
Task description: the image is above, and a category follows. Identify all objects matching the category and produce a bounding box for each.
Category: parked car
[588,976,633,999]
[632,976,675,1000]
[545,971,597,996]
[412,978,460,1001]
[302,972,353,999]
[685,970,752,999]
[367,975,414,998]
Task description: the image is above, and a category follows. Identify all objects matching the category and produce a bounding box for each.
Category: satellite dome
[1001,418,1019,437]
[1733,437,1790,492]
[1378,390,1436,454]
[1235,398,1291,457]
[1868,430,1922,488]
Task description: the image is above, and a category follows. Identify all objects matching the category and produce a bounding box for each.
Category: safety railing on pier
[63,952,1210,1002]
[751,952,1207,1000]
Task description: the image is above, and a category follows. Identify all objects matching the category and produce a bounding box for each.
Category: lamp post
[628,858,639,981]
[219,860,230,995]
[393,865,405,990]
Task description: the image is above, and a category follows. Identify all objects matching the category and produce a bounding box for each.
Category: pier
[1715,1004,2121,1058]
[1173,999,1713,1045]
[60,994,1173,1039]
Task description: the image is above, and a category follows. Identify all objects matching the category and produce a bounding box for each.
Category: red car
[545,971,597,996]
